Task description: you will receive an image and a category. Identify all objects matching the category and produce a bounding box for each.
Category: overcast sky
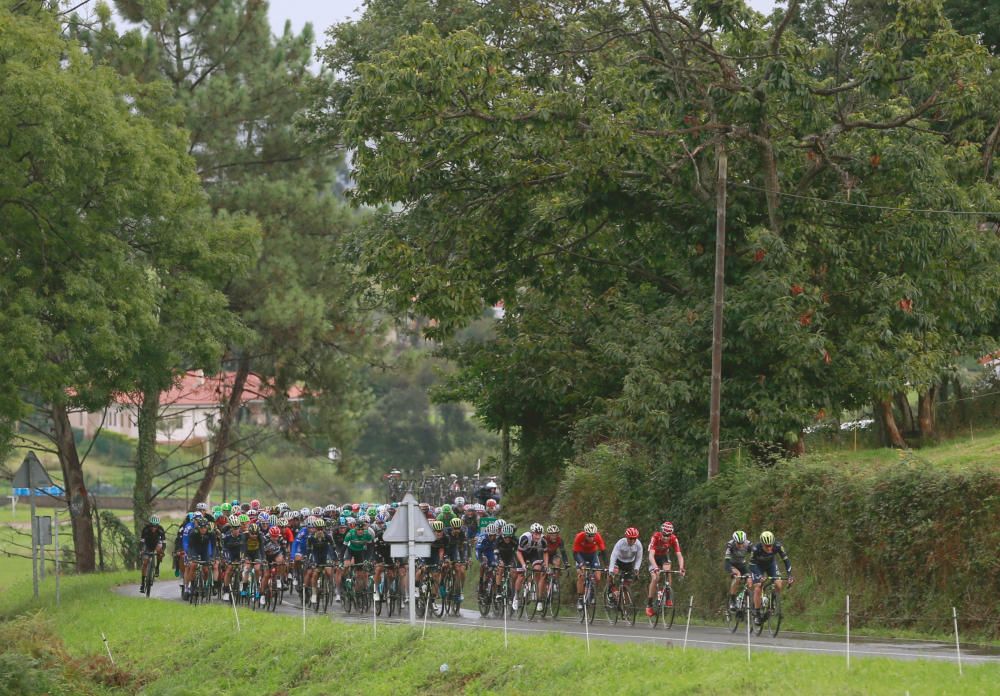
[268,0,779,38]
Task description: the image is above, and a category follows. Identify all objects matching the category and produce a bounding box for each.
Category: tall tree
[79,1,376,507]
[0,2,249,568]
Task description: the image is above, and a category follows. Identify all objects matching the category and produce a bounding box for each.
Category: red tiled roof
[111,371,305,407]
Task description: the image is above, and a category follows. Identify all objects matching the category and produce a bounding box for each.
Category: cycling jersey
[572,531,606,555]
[186,529,214,562]
[372,530,392,564]
[307,531,336,565]
[445,529,468,563]
[543,535,568,565]
[648,532,681,560]
[262,537,285,559]
[608,538,644,574]
[220,531,243,562]
[139,524,166,551]
[749,540,792,575]
[475,532,498,565]
[343,528,375,553]
[496,537,518,566]
[290,526,310,558]
[724,540,751,573]
[426,533,449,566]
[517,532,547,563]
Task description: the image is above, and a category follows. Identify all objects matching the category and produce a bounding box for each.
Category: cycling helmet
[485,499,497,509]
[346,517,356,527]
[661,521,674,536]
[545,524,559,535]
[196,518,210,528]
[486,481,498,489]
[314,518,326,528]
[625,527,639,539]
[311,506,322,516]
[367,508,377,518]
[221,503,231,512]
[239,514,249,524]
[231,505,242,514]
[258,512,270,524]
[441,504,452,515]
[268,526,281,538]
[192,511,203,519]
[351,503,361,512]
[212,505,221,513]
[290,510,301,520]
[376,513,387,523]
[249,499,260,510]
[449,517,463,528]
[356,516,368,526]
[529,522,543,534]
[276,502,288,512]
[228,514,240,527]
[732,530,747,544]
[230,499,240,507]
[583,523,598,535]
[247,509,258,517]
[431,520,445,531]
[195,502,208,511]
[299,507,310,517]
[324,504,337,514]
[495,518,506,529]
[338,516,347,526]
[149,515,160,525]
[501,523,515,537]
[759,531,775,546]
[418,502,429,511]
[486,522,500,535]
[454,497,465,506]
[248,523,259,534]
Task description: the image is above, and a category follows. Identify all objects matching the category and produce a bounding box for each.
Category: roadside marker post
[846,595,851,670]
[952,607,963,676]
[746,604,751,663]
[682,596,693,652]
[230,589,241,633]
[101,632,115,665]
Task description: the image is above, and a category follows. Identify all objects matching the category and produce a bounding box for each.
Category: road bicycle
[262,562,284,612]
[140,550,158,598]
[187,561,213,606]
[604,571,638,626]
[414,563,441,619]
[753,575,786,637]
[537,566,562,619]
[492,563,515,619]
[381,561,404,617]
[648,568,682,629]
[478,564,498,618]
[725,574,753,633]
[577,565,599,624]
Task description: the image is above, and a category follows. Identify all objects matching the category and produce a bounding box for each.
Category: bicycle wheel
[623,586,637,626]
[769,591,782,637]
[528,579,541,619]
[549,578,561,619]
[342,580,354,614]
[516,581,527,619]
[479,576,494,618]
[433,577,446,618]
[492,577,506,618]
[268,580,280,611]
[375,577,385,617]
[662,583,676,629]
[322,576,332,613]
[729,592,745,633]
[144,559,155,598]
[604,585,619,624]
[585,583,597,624]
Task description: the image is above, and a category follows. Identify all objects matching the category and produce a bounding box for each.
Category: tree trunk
[895,391,915,433]
[918,386,937,442]
[190,354,251,508]
[51,402,97,572]
[786,430,806,456]
[132,385,161,537]
[879,398,907,448]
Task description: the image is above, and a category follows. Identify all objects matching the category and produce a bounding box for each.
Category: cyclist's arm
[778,543,792,575]
[608,540,621,573]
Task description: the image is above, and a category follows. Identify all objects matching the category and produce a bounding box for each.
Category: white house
[68,370,305,445]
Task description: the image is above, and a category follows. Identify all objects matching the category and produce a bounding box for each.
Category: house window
[161,414,184,433]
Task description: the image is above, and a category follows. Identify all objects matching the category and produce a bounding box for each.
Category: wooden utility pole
[708,140,728,479]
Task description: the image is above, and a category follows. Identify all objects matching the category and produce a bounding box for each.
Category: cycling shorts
[309,548,333,565]
[477,548,496,566]
[750,560,779,584]
[186,551,210,563]
[728,561,748,576]
[613,561,638,580]
[244,549,263,563]
[221,549,241,564]
[346,549,367,564]
[521,550,544,565]
[575,552,600,569]
[653,555,672,568]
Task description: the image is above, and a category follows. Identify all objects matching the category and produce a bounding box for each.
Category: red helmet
[625,527,639,539]
[249,499,260,510]
[661,521,674,535]
[268,526,280,538]
[485,499,497,509]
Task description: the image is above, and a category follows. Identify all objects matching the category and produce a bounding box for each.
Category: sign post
[385,491,436,625]
[12,452,58,600]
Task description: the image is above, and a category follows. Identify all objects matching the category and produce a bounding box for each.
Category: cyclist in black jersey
[724,530,752,612]
[371,521,395,604]
[305,520,336,606]
[138,516,166,593]
[516,523,548,613]
[749,530,794,624]
[241,523,266,599]
[219,520,244,601]
[444,517,468,606]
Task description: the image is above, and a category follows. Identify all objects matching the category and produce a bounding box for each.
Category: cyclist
[444,517,468,607]
[646,521,685,617]
[436,503,458,526]
[262,526,287,601]
[305,519,336,606]
[138,515,166,593]
[371,518,396,605]
[475,521,500,593]
[219,516,244,602]
[182,518,215,600]
[724,530,752,612]
[608,527,643,604]
[572,523,606,610]
[416,520,449,600]
[749,530,794,625]
[343,517,376,596]
[241,522,266,602]
[517,522,548,613]
[331,517,350,600]
[478,501,498,532]
[495,523,520,609]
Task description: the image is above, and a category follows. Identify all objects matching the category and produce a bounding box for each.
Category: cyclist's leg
[750,564,765,611]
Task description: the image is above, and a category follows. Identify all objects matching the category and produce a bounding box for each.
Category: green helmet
[149,515,160,525]
[221,503,232,512]
[212,505,221,513]
[732,530,747,544]
[759,531,775,545]
[367,507,377,518]
[239,514,250,524]
[315,518,326,528]
[441,504,452,514]
[431,520,445,531]
[501,523,516,537]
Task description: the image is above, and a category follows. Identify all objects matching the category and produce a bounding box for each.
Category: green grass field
[0,571,997,695]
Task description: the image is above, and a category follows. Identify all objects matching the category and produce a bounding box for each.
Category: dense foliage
[314,0,1000,488]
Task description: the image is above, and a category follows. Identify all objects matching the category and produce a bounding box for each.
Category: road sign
[383,493,437,543]
[391,543,430,557]
[34,516,52,545]
[12,451,55,492]
[13,486,63,497]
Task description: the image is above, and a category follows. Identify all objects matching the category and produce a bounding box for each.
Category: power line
[735,183,1000,217]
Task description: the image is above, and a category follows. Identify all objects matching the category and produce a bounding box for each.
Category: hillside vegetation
[1,573,997,695]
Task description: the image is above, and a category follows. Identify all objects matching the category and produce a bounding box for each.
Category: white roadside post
[846,595,851,670]
[952,607,963,676]
[683,595,694,652]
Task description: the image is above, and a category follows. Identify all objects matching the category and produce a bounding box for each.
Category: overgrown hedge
[554,444,1000,636]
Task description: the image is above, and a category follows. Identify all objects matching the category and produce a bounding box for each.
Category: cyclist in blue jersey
[749,530,794,625]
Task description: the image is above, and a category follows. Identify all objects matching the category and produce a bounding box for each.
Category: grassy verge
[0,572,998,695]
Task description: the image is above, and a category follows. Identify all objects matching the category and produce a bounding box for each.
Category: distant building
[67,370,304,445]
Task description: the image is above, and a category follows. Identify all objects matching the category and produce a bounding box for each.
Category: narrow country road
[115,580,1000,665]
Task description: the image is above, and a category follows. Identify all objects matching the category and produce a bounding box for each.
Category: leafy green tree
[0,2,248,568]
[313,0,1000,490]
[78,0,377,507]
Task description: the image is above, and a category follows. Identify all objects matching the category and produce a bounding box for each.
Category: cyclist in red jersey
[646,521,685,616]
[572,523,607,610]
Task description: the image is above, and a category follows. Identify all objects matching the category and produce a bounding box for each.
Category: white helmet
[529,522,544,534]
[454,497,465,506]
[300,507,310,517]
[485,481,498,489]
